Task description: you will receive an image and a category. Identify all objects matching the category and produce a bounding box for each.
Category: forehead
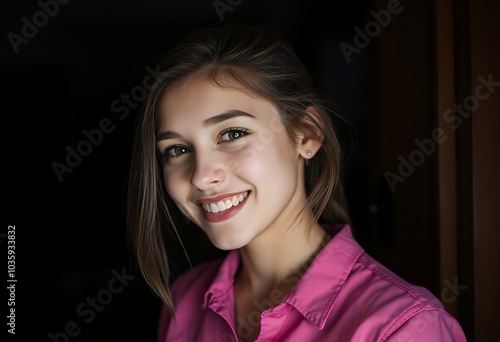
[157,75,278,128]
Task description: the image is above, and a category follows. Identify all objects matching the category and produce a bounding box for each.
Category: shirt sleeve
[385,309,467,342]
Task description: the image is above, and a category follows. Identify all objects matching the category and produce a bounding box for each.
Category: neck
[235,211,329,299]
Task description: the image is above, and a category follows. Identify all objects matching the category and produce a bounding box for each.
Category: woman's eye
[163,145,191,159]
[219,128,249,142]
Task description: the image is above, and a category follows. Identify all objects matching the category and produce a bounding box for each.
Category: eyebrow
[156,110,255,142]
[202,110,255,127]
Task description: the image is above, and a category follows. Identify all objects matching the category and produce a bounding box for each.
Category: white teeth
[202,191,249,213]
[217,202,226,211]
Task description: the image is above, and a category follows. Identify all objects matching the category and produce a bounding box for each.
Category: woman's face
[156,76,308,250]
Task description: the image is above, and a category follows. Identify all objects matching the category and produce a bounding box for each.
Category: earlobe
[297,106,324,160]
[305,149,313,166]
[300,144,321,161]
[298,133,322,162]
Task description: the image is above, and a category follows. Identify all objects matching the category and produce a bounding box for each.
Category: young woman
[127,24,466,341]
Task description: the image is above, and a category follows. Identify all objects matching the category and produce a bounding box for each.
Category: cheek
[231,133,297,186]
[163,168,188,203]
[230,124,295,169]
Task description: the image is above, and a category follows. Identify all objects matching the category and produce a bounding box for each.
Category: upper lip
[196,191,249,204]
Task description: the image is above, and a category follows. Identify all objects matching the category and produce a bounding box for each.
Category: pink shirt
[158,224,466,341]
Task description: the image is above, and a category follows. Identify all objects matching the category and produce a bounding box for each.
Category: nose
[190,152,226,191]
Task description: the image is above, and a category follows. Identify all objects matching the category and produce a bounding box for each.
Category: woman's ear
[296,105,324,160]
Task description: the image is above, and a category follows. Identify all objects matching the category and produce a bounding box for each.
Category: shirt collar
[283,224,364,329]
[202,224,364,329]
[202,249,240,310]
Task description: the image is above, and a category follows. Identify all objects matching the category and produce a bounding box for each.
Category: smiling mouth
[200,191,249,214]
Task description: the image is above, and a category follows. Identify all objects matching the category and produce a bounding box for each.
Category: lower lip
[200,193,250,223]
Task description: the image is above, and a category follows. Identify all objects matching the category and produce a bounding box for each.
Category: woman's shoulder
[316,224,466,340]
[347,252,467,340]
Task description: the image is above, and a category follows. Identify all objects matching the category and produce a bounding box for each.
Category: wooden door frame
[436,0,500,339]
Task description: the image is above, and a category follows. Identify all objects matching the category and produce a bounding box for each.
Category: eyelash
[160,127,250,160]
[161,145,190,160]
[218,127,249,143]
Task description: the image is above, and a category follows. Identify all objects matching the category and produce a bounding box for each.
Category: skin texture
[156,75,327,340]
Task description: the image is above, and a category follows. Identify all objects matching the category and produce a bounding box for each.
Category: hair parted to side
[126,23,351,317]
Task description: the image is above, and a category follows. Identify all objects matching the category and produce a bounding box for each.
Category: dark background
[2,0,478,341]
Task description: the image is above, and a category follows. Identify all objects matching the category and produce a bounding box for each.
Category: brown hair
[126,23,350,316]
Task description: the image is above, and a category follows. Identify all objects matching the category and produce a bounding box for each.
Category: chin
[207,233,251,251]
